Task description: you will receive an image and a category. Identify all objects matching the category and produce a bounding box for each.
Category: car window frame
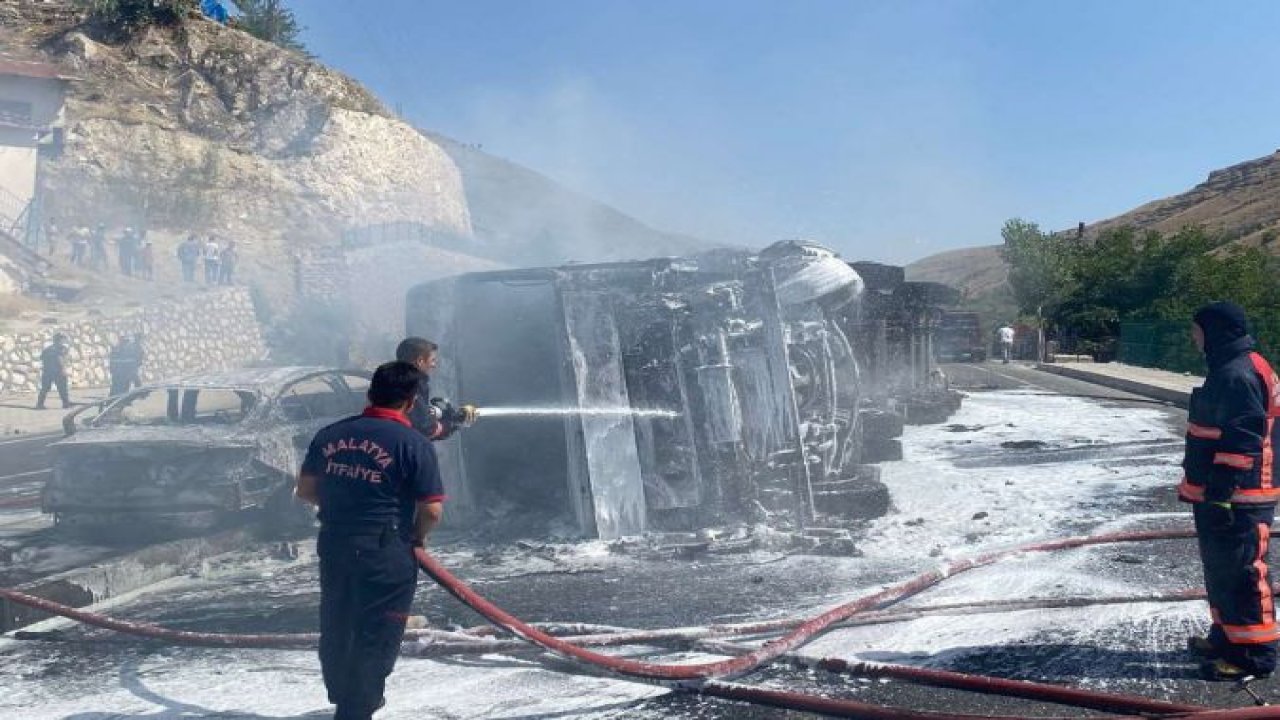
[277,371,361,424]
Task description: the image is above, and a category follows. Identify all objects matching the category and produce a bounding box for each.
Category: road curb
[1035,363,1190,408]
[0,527,254,632]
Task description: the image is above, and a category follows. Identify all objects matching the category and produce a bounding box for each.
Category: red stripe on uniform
[1214,453,1255,470]
[1258,523,1274,626]
[1187,423,1223,440]
[1249,353,1278,491]
[1178,478,1205,502]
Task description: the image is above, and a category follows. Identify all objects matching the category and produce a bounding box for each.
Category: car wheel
[258,480,316,539]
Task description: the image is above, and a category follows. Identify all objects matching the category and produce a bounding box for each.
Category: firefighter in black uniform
[295,362,445,720]
[395,336,475,441]
[1180,302,1280,680]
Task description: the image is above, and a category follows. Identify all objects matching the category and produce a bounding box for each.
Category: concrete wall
[0,141,37,210]
[0,75,66,128]
[0,74,65,211]
[0,286,267,393]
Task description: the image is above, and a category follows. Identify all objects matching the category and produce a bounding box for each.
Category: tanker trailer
[405,241,887,540]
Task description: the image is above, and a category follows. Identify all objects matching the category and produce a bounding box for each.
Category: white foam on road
[859,390,1179,565]
[0,389,1195,718]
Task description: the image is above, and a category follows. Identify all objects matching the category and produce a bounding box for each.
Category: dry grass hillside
[904,244,1006,298]
[907,149,1280,296]
[1086,150,1280,248]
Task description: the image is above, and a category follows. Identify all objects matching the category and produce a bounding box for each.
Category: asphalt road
[6,362,1271,719]
[0,431,57,513]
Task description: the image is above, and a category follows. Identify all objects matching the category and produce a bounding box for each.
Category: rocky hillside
[907,149,1280,295]
[1,3,708,311]
[1085,150,1280,247]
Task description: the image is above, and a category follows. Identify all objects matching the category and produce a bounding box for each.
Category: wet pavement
[2,363,1274,718]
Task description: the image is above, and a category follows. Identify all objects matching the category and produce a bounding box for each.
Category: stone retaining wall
[0,287,266,393]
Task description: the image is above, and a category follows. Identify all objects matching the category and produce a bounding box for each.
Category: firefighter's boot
[1200,658,1269,682]
[1187,636,1220,659]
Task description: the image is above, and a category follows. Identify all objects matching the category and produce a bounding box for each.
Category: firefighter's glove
[1205,501,1235,532]
[430,398,477,432]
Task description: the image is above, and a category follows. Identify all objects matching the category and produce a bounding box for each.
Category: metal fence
[1120,318,1280,374]
[340,221,473,251]
[1118,321,1204,374]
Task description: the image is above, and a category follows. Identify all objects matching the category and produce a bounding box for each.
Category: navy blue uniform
[36,342,70,409]
[1180,307,1280,676]
[302,407,444,719]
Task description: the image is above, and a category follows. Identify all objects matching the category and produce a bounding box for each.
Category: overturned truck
[408,241,947,540]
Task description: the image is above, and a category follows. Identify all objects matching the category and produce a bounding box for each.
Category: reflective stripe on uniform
[1249,353,1278,493]
[1214,453,1256,470]
[1188,423,1224,440]
[1230,487,1280,504]
[1222,624,1280,644]
[1265,417,1276,492]
[1178,478,1205,502]
[1258,523,1274,628]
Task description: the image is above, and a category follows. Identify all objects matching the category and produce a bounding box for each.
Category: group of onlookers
[177,234,238,285]
[42,219,238,286]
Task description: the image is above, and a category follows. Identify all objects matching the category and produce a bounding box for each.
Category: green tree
[1005,219,1280,369]
[233,0,309,54]
[999,218,1076,359]
[79,0,195,38]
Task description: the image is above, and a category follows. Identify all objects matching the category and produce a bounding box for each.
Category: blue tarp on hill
[201,0,229,23]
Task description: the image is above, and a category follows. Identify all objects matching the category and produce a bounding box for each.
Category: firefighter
[394,336,475,441]
[1180,301,1280,681]
[294,361,445,720]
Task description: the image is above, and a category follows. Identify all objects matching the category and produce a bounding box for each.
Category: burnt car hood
[55,425,259,449]
[47,429,259,512]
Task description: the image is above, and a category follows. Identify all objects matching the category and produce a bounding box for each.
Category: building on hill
[0,57,71,251]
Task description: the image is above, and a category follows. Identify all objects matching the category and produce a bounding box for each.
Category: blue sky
[290,1,1280,264]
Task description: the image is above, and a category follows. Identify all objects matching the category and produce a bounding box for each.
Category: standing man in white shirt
[203,236,222,284]
[997,324,1015,364]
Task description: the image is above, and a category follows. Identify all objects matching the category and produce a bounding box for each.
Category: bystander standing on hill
[44,217,58,259]
[203,236,221,284]
[70,227,88,266]
[89,223,107,271]
[177,235,200,282]
[140,240,155,280]
[118,227,140,277]
[219,239,237,285]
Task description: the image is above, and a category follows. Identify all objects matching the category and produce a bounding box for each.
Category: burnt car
[43,367,370,538]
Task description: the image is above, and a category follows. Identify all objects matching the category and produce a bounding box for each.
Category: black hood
[1193,301,1254,367]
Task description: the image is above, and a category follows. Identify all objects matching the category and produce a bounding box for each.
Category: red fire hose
[693,638,1204,716]
[5,526,1275,719]
[413,527,1280,718]
[412,528,1201,684]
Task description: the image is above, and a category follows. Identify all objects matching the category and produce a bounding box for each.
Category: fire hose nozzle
[430,397,478,429]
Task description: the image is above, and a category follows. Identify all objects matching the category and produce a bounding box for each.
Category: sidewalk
[1036,361,1200,408]
[0,386,113,437]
